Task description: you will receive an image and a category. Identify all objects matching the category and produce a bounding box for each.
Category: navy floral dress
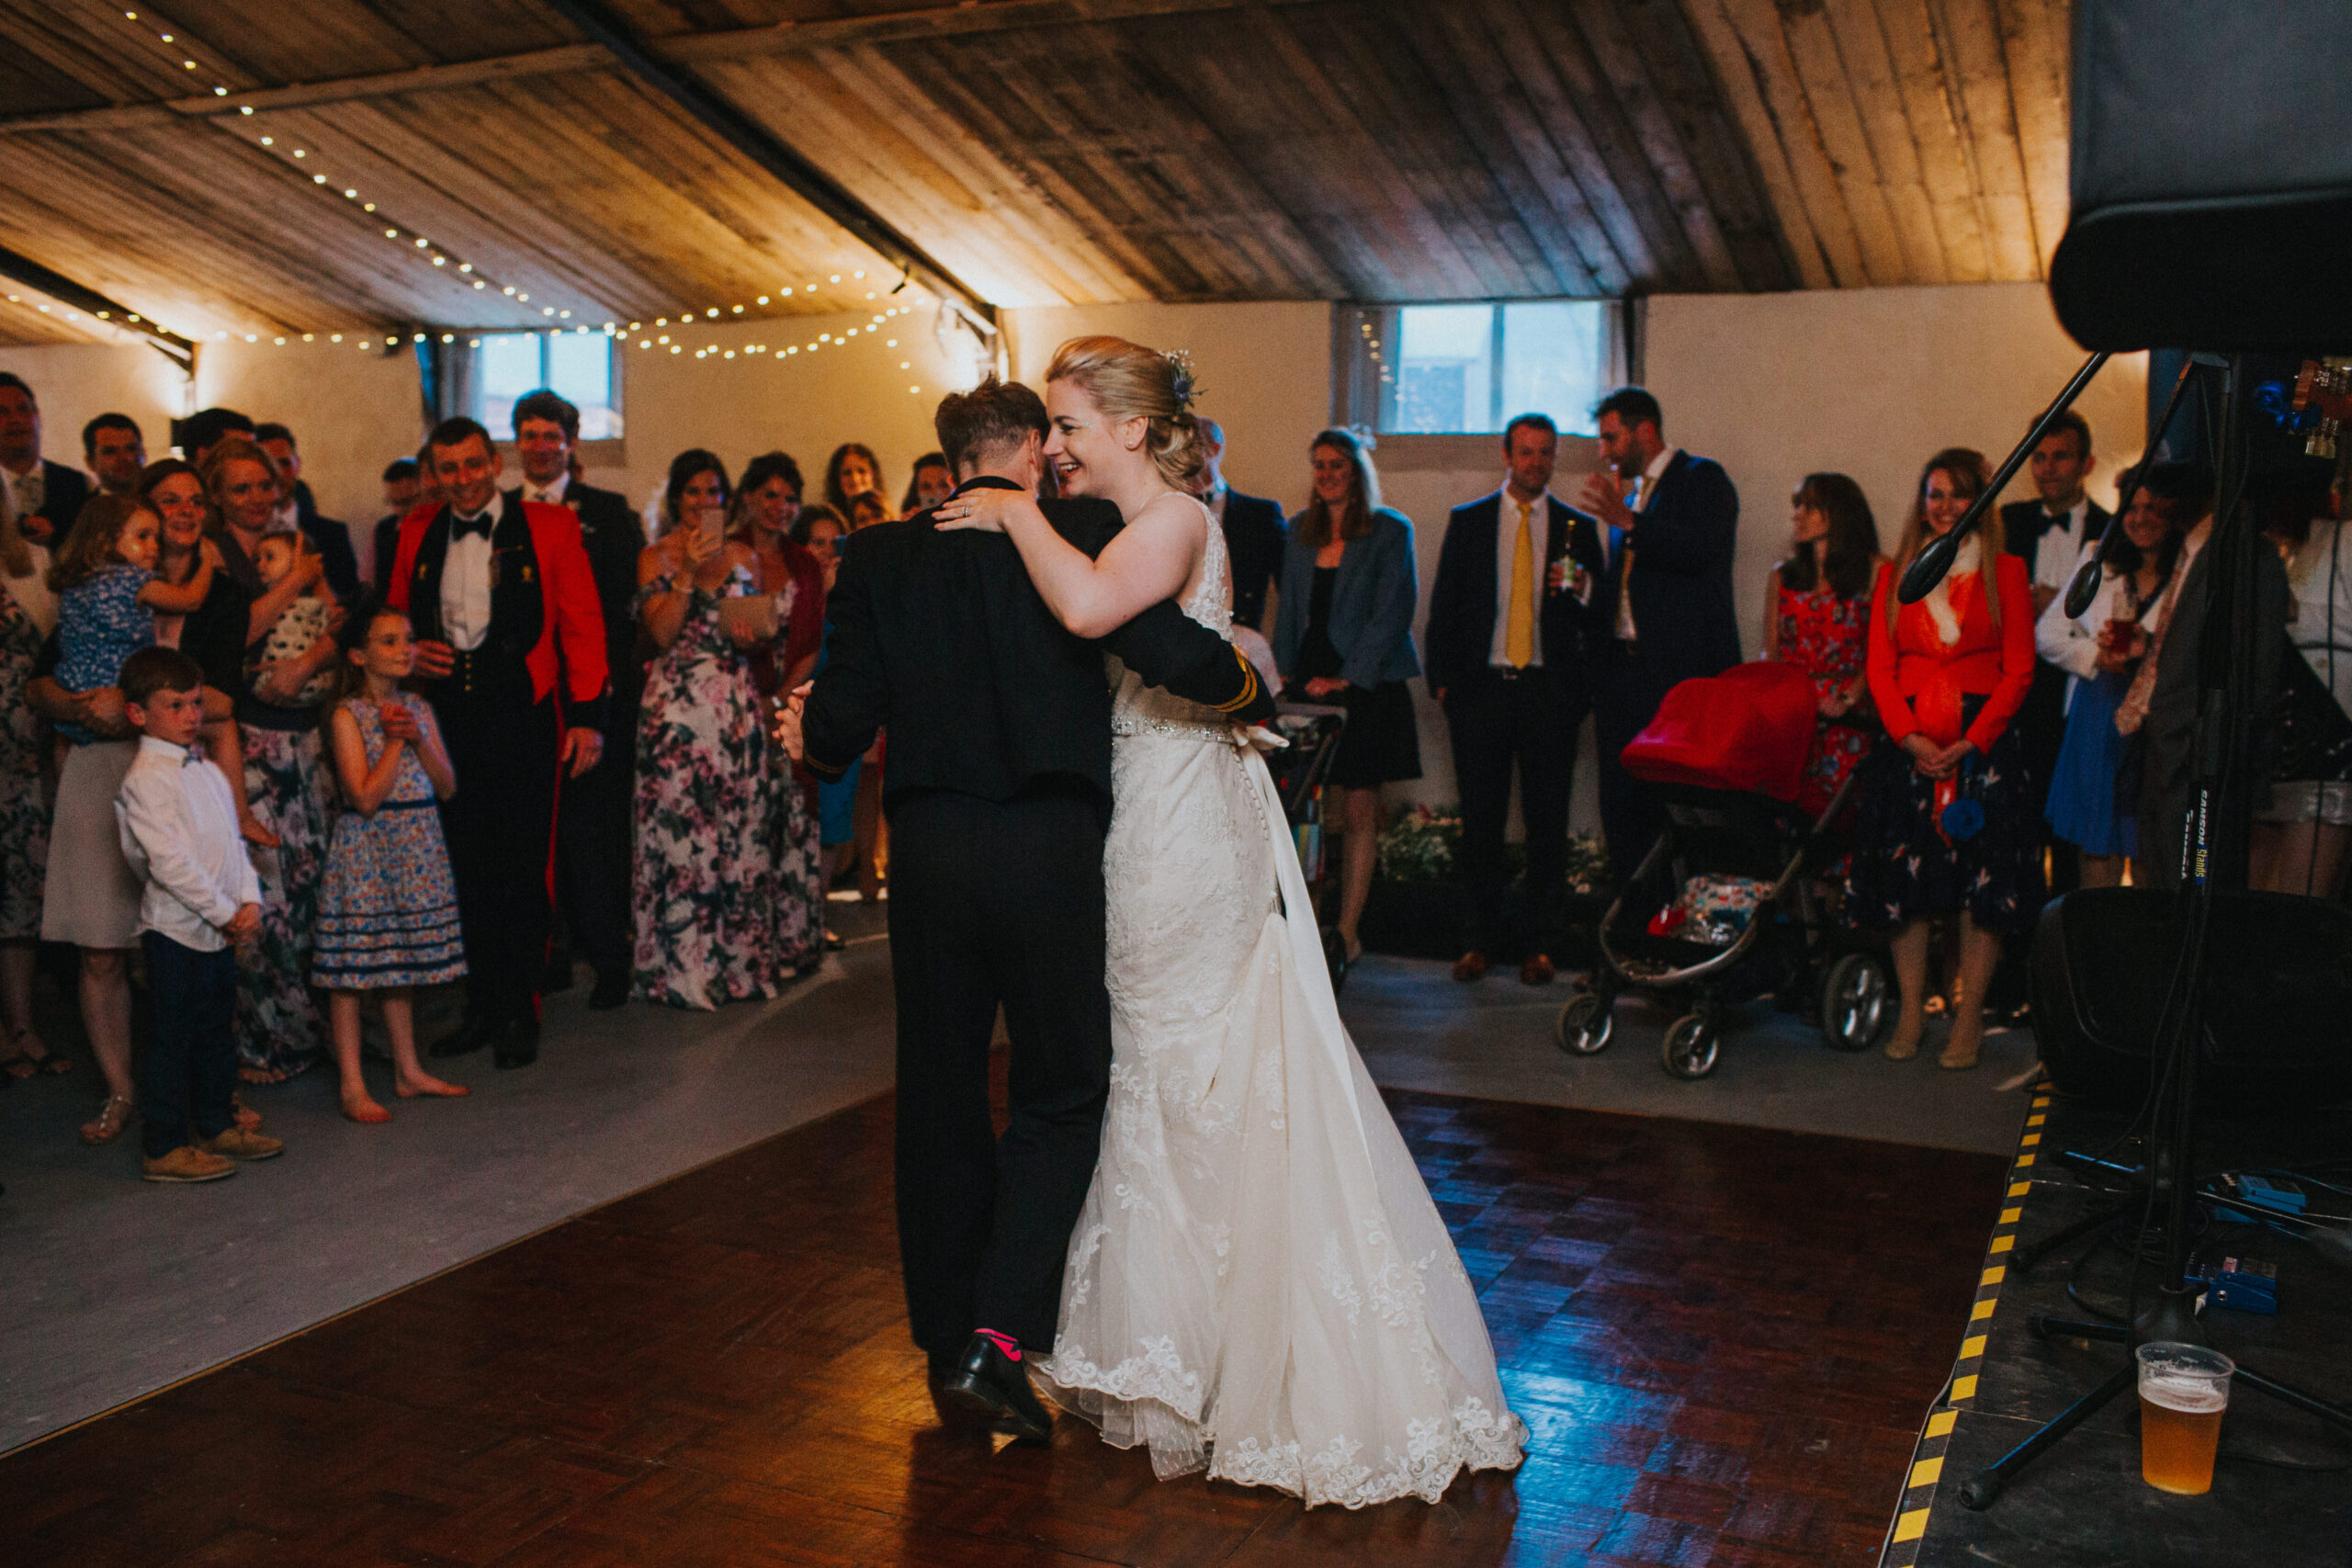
[0,581,47,938]
[630,565,819,1009]
[313,698,467,989]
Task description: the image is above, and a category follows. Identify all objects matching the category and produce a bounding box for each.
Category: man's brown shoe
[143,1145,237,1183]
[201,1127,285,1161]
[1520,953,1556,986]
[1452,950,1490,982]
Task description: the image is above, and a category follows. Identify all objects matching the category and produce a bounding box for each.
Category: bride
[935,336,1525,1508]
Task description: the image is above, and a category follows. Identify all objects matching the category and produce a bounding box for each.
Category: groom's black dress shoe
[428,1016,498,1059]
[939,1334,1053,1442]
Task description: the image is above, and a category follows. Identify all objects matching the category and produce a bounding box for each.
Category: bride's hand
[931,488,1026,535]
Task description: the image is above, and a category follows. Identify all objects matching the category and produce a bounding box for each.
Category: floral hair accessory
[1164,348,1200,412]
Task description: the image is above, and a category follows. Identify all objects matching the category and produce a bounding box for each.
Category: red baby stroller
[1555,661,1892,1078]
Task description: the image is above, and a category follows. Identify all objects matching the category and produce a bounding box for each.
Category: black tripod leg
[2030,1315,2129,1344]
[1959,1363,2136,1510]
[2016,1202,2132,1272]
[2233,1368,2352,1435]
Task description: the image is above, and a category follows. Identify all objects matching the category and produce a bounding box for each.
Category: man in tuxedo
[1989,410,2109,1018]
[514,389,647,1010]
[1192,417,1287,631]
[373,457,425,592]
[386,419,608,1068]
[1426,414,1606,985]
[2000,412,2109,889]
[83,414,146,497]
[255,423,362,602]
[0,374,89,544]
[784,377,1272,1440]
[1581,388,1742,887]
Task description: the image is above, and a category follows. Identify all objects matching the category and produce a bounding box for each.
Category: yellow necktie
[1505,500,1536,668]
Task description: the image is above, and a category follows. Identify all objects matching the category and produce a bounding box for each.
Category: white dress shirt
[1613,446,1679,642]
[440,491,502,652]
[0,461,42,524]
[522,470,571,508]
[2030,497,2097,596]
[115,736,262,952]
[1487,486,1552,668]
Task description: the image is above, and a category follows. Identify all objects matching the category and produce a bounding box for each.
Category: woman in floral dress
[0,511,54,1074]
[732,452,825,975]
[630,451,807,1009]
[1763,473,1883,818]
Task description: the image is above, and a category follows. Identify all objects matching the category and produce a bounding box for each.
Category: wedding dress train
[1038,505,1527,1508]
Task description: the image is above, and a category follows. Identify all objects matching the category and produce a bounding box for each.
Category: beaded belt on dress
[1110,715,1248,746]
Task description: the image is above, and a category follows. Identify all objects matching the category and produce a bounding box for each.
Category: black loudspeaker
[2030,887,2352,1109]
[2049,0,2352,353]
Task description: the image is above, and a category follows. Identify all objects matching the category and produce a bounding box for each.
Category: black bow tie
[451,510,492,541]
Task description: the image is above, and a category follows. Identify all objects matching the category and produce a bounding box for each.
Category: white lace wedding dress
[1037,503,1528,1508]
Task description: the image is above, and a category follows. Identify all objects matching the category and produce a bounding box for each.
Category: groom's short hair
[936,377,1049,479]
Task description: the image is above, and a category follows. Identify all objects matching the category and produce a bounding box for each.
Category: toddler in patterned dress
[48,494,217,749]
[313,603,469,1123]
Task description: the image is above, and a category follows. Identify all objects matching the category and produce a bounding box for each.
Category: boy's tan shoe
[201,1127,285,1161]
[143,1145,237,1183]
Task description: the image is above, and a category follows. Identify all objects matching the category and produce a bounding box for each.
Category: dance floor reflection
[0,1083,1999,1566]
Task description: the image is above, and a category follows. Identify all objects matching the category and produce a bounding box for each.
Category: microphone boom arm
[1900,350,2112,604]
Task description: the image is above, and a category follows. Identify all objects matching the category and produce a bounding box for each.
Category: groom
[786,378,1273,1439]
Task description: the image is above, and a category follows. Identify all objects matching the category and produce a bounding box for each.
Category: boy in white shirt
[115,648,284,1182]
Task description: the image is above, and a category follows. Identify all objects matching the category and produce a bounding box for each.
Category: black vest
[407,492,544,701]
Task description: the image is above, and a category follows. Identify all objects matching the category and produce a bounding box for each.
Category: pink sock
[975,1327,1022,1361]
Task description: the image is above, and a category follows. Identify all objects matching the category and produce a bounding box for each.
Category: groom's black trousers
[886,784,1113,1356]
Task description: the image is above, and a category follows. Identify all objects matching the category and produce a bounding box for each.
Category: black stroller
[1265,704,1350,987]
[1555,663,1892,1078]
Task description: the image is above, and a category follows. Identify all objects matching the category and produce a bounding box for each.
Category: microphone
[2064,544,2107,619]
[1898,350,2110,605]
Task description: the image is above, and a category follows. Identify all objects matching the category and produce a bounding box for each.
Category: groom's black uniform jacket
[801,477,1272,1358]
[801,478,1271,793]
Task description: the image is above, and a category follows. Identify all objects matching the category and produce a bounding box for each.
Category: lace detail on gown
[1041,499,1528,1508]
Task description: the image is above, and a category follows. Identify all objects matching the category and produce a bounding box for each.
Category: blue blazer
[1595,451,1742,688]
[1271,506,1422,689]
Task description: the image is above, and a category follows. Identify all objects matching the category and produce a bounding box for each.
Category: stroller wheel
[1819,952,1892,1052]
[1662,1014,1720,1079]
[1555,990,1614,1055]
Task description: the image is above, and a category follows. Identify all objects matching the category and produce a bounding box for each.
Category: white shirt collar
[1642,446,1677,486]
[137,735,193,762]
[453,491,506,526]
[1501,484,1549,513]
[524,470,571,505]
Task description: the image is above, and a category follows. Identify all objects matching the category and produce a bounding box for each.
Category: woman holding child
[200,438,338,1081]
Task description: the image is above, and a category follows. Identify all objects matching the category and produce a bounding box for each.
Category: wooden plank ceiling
[0,0,2071,346]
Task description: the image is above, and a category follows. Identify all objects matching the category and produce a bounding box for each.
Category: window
[473,331,622,439]
[1338,300,1622,437]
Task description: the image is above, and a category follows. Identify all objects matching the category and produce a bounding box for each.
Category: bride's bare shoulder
[1127,488,1212,540]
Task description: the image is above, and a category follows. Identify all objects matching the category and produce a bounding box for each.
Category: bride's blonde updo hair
[1045,335,1206,487]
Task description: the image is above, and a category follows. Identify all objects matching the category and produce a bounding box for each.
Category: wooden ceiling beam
[0,0,1319,135]
[0,241,196,368]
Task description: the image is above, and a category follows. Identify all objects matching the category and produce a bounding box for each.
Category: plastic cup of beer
[2135,1341,2233,1495]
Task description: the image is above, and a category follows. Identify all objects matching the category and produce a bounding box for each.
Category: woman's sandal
[80,1095,134,1145]
[1,1027,70,1078]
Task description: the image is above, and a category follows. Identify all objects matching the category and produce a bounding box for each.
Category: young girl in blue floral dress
[313,603,469,1123]
[48,493,216,746]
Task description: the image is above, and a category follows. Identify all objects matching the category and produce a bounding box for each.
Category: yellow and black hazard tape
[1879,1088,2053,1566]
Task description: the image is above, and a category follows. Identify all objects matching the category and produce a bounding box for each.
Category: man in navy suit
[1427,414,1607,984]
[0,374,89,545]
[1580,388,1742,887]
[1192,418,1287,631]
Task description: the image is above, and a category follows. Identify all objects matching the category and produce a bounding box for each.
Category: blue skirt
[2045,673,2137,859]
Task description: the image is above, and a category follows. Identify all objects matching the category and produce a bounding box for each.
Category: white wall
[1645,283,2148,660]
[1003,301,1332,515]
[0,338,424,561]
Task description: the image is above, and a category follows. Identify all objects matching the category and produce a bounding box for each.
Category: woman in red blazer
[1848,448,2041,1070]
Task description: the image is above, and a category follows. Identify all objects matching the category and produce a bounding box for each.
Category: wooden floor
[3,1086,2002,1567]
